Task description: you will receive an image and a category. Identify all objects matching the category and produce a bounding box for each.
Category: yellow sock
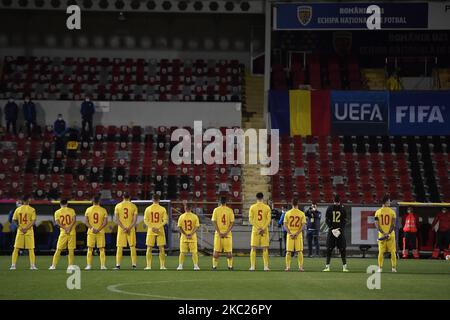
[250,249,256,268]
[263,248,269,268]
[52,249,62,267]
[159,247,165,268]
[68,249,75,266]
[29,249,36,266]
[212,256,219,268]
[131,246,137,266]
[12,248,19,265]
[87,248,93,266]
[227,257,233,268]
[116,247,123,266]
[146,247,152,267]
[285,252,292,269]
[99,248,106,267]
[179,253,185,266]
[192,252,199,265]
[298,251,304,269]
[378,251,384,268]
[391,251,397,269]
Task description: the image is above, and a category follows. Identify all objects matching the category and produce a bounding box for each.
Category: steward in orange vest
[402,207,419,259]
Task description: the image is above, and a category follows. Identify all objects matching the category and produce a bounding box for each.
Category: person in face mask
[80,95,95,138]
[4,97,18,135]
[22,95,37,137]
[53,114,67,137]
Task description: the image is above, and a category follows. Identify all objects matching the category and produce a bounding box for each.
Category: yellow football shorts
[117,228,136,247]
[213,233,233,253]
[180,240,198,253]
[87,233,106,248]
[57,233,76,250]
[378,235,396,253]
[286,234,303,252]
[146,233,166,247]
[14,233,35,249]
[251,230,269,247]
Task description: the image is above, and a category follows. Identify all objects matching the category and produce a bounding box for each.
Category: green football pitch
[0,255,449,300]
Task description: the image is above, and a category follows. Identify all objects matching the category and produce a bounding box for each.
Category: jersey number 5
[257,210,263,221]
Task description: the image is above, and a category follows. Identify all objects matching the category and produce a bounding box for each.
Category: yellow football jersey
[54,207,76,236]
[249,202,271,232]
[85,205,108,234]
[144,203,168,236]
[211,205,235,235]
[178,211,200,242]
[374,207,396,237]
[283,208,306,233]
[115,200,138,228]
[13,205,36,235]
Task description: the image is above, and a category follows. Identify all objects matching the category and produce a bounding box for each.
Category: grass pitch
[0,255,449,300]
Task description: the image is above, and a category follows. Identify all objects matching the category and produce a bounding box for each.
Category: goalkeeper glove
[331,228,341,238]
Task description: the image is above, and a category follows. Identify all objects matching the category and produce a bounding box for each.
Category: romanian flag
[269,89,330,136]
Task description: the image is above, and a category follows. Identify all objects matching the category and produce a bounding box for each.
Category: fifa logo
[366,265,381,290]
[66,266,81,290]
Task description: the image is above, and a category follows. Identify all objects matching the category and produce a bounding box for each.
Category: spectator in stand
[53,114,67,137]
[306,202,322,257]
[4,97,18,135]
[386,71,402,91]
[22,95,37,137]
[402,206,420,259]
[431,207,450,258]
[80,95,95,138]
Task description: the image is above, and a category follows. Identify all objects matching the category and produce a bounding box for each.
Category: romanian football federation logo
[297,6,312,26]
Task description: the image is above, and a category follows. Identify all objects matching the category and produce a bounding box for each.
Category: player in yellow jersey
[144,194,168,270]
[114,192,138,270]
[177,201,200,271]
[84,195,108,270]
[248,192,272,271]
[374,194,398,273]
[211,196,235,270]
[283,198,307,272]
[10,195,37,270]
[49,199,77,270]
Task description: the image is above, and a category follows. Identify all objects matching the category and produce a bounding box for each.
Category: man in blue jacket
[22,95,36,137]
[4,97,18,135]
[53,114,67,137]
[80,95,95,137]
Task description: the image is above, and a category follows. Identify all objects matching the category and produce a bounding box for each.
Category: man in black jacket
[323,195,349,272]
[306,202,321,257]
[80,95,95,137]
[4,97,18,135]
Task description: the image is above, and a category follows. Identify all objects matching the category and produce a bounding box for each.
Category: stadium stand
[0,56,244,102]
[0,127,243,217]
[271,135,450,204]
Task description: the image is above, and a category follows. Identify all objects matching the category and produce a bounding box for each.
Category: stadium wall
[0,100,242,128]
